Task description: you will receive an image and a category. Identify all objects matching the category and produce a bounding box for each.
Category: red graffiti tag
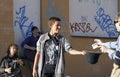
[69,22,98,33]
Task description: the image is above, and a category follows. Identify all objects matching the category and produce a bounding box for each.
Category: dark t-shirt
[42,34,59,73]
[21,35,39,61]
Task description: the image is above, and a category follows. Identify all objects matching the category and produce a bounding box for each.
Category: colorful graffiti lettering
[14,5,34,38]
[94,7,118,37]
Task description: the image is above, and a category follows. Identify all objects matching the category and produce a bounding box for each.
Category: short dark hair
[49,17,61,21]
[48,17,61,27]
[114,20,118,24]
[31,26,38,32]
[114,15,120,24]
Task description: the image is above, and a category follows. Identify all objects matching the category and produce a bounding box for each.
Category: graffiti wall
[13,0,40,55]
[69,0,118,38]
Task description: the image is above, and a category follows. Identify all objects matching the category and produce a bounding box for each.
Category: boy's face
[50,21,61,34]
[115,21,120,32]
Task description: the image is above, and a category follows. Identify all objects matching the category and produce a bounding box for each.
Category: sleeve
[0,67,5,73]
[104,41,117,49]
[108,49,116,60]
[0,58,6,73]
[36,37,41,52]
[64,38,72,52]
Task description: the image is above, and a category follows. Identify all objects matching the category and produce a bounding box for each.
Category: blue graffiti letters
[94,7,118,37]
[14,5,34,38]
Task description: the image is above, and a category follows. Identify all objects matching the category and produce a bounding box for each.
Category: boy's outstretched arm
[68,49,86,55]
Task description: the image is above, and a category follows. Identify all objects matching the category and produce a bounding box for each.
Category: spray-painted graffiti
[70,22,97,33]
[14,5,34,38]
[69,16,97,33]
[45,0,67,36]
[94,7,118,37]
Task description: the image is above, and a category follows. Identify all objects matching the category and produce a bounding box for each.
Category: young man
[21,26,39,69]
[32,17,86,77]
[93,15,120,77]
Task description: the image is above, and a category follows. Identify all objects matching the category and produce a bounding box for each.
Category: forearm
[69,49,84,55]
[24,44,35,50]
[33,52,40,70]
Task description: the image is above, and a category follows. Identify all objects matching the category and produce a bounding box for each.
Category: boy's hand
[13,59,24,66]
[94,39,104,46]
[5,67,12,74]
[100,46,110,53]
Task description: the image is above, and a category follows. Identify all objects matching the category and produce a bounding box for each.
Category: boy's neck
[49,32,58,37]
